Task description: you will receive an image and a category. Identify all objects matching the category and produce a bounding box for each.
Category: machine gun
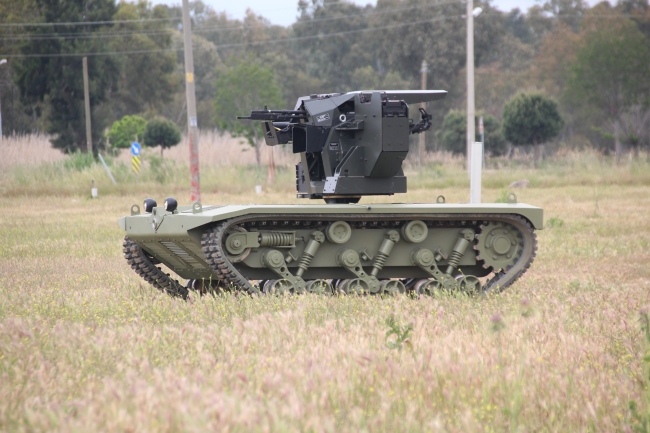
[238,90,447,203]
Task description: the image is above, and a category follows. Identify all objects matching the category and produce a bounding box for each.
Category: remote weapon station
[119,90,542,298]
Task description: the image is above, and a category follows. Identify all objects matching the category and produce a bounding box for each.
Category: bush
[143,118,181,156]
[63,150,95,171]
[502,92,563,163]
[438,110,507,156]
[107,115,146,150]
[438,110,466,154]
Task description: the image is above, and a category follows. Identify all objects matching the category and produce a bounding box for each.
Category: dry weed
[1,177,649,431]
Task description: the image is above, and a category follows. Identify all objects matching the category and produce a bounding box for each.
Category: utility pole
[466,0,475,175]
[82,57,92,153]
[0,59,8,141]
[419,59,428,169]
[182,0,201,203]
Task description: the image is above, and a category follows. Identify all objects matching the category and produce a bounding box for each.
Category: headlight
[165,197,178,212]
[143,198,157,213]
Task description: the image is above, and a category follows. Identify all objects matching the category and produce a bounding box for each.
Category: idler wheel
[224,226,252,263]
[380,280,406,296]
[458,275,482,293]
[263,279,295,295]
[414,279,441,296]
[306,279,332,294]
[337,278,369,295]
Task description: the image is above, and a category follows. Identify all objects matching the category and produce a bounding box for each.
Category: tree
[438,110,507,156]
[108,2,179,119]
[502,92,564,163]
[13,0,119,153]
[213,60,284,167]
[107,115,146,150]
[143,118,181,157]
[480,115,508,157]
[566,8,650,159]
[438,110,467,155]
[620,106,650,158]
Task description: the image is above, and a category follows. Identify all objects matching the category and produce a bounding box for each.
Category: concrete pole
[0,84,2,142]
[0,59,7,141]
[470,141,483,204]
[419,60,428,169]
[466,0,475,175]
[182,0,201,203]
[82,57,92,153]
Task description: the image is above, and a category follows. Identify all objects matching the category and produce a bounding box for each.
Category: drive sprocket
[474,221,522,272]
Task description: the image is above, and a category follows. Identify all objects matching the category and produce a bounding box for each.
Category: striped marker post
[130,141,141,184]
[132,156,140,183]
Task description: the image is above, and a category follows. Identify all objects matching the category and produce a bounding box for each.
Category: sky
[150,0,565,27]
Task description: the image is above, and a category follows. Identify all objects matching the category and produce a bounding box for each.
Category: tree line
[0,0,649,159]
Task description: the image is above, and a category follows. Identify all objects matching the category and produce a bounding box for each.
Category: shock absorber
[296,231,325,277]
[259,232,295,247]
[445,229,475,275]
[371,230,400,277]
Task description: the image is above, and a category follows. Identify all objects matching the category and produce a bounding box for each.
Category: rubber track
[200,213,537,295]
[482,215,537,292]
[123,236,188,298]
[201,219,258,294]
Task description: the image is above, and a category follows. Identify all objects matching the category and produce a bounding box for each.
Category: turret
[238,90,447,203]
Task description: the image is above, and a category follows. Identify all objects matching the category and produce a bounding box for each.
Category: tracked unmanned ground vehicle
[119,90,541,298]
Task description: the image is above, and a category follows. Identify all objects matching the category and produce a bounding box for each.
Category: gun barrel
[237,109,308,122]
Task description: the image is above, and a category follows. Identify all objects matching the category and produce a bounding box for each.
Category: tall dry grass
[0,131,296,170]
[2,133,650,199]
[0,134,67,170]
[1,178,649,431]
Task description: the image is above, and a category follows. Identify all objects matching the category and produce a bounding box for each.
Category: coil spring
[373,252,388,271]
[298,253,314,272]
[259,232,294,247]
[447,250,463,269]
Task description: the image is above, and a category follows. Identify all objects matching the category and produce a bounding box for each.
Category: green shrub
[107,115,147,150]
[143,118,181,157]
[546,216,565,228]
[63,150,95,171]
[438,110,507,156]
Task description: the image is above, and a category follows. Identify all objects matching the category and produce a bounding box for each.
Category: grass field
[1,141,650,431]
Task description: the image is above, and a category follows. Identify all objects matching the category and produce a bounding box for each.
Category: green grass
[0,155,649,431]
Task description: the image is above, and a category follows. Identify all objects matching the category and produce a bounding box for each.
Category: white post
[0,59,7,141]
[419,59,428,169]
[182,0,201,203]
[466,0,475,175]
[82,57,92,153]
[470,141,483,204]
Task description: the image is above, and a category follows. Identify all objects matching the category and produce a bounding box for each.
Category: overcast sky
[150,0,573,27]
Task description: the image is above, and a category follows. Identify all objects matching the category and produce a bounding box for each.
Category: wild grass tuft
[1,142,650,431]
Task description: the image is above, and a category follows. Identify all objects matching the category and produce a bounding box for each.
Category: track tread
[201,221,257,294]
[482,215,537,293]
[196,213,538,295]
[123,236,188,299]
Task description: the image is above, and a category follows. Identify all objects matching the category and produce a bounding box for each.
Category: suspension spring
[371,230,400,277]
[373,252,388,271]
[297,253,314,275]
[258,232,295,247]
[296,231,324,277]
[446,250,463,271]
[445,229,475,275]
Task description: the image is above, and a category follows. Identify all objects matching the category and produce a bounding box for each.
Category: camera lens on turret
[143,198,157,213]
[165,197,178,212]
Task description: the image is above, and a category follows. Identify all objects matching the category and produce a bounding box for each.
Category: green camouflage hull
[119,201,542,298]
